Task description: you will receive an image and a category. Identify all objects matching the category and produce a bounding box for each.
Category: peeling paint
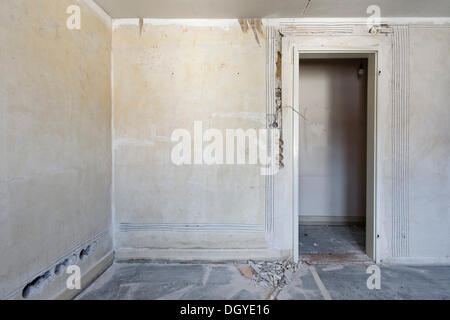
[276,51,282,80]
[238,19,265,46]
[238,19,249,33]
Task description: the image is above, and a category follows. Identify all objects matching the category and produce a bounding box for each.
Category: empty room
[1,0,449,308]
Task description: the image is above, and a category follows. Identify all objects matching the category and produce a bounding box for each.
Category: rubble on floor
[246,260,303,289]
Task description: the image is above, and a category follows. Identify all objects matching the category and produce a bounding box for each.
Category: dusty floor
[299,225,366,254]
[78,226,449,300]
[77,261,450,300]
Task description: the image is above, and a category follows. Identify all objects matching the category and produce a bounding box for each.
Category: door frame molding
[287,47,379,263]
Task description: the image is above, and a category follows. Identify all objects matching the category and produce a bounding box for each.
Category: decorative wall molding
[119,223,265,233]
[263,18,450,28]
[280,24,358,36]
[264,26,281,241]
[391,25,410,257]
[277,22,386,36]
[116,248,289,261]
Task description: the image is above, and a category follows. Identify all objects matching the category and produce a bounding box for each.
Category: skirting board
[115,248,290,261]
[299,215,365,226]
[381,257,450,266]
[56,251,114,300]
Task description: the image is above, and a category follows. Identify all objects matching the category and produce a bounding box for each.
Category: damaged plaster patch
[238,19,249,33]
[276,51,282,80]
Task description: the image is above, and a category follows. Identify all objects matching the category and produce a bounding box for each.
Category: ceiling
[93,0,450,19]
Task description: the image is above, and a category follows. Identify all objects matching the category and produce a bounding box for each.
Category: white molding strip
[119,223,265,233]
[391,25,410,258]
[382,257,450,266]
[264,25,278,241]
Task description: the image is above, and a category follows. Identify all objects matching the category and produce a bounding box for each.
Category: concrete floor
[78,261,450,300]
[78,226,449,300]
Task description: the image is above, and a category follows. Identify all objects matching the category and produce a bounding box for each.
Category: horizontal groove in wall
[119,223,265,233]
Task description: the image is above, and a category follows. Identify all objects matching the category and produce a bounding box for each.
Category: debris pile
[247,260,299,288]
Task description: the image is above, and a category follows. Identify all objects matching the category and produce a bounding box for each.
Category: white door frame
[290,47,379,263]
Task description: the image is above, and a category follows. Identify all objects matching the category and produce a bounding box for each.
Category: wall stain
[238,19,265,46]
[139,17,144,36]
[238,19,249,33]
[276,51,282,80]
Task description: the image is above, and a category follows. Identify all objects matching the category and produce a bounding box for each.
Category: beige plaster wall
[112,21,269,258]
[0,0,112,299]
[409,27,450,260]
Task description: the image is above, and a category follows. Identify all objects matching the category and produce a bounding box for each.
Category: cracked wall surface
[409,27,450,259]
